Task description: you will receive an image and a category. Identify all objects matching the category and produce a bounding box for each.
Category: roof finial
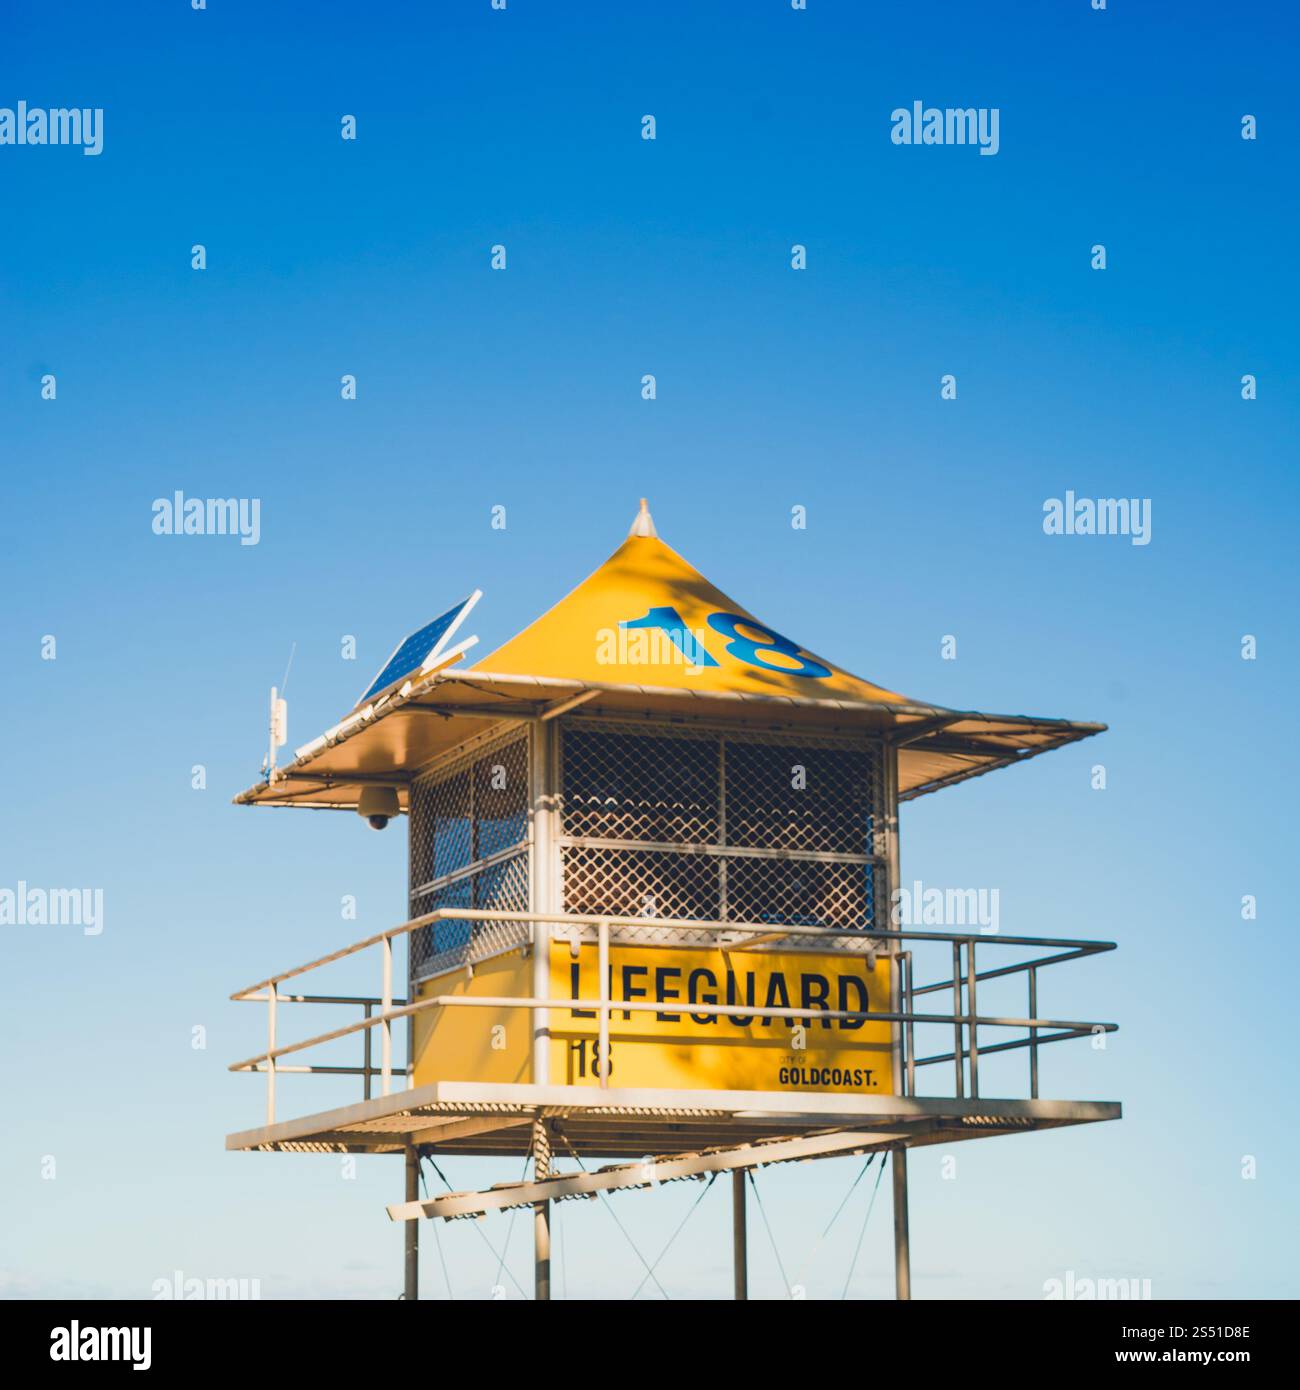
[628,497,658,538]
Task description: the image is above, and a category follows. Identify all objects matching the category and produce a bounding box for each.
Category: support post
[533,1117,552,1301]
[892,1147,911,1301]
[732,1169,748,1300]
[403,1146,419,1301]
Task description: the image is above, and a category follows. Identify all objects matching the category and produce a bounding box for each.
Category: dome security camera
[356,784,399,830]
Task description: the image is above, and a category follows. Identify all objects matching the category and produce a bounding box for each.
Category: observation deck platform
[227,1078,1119,1160]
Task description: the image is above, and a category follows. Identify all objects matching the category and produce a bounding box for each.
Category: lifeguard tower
[228,501,1119,1300]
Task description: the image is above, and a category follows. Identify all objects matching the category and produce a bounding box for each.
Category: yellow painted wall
[411,948,532,1086]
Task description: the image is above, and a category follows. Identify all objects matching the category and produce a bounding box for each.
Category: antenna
[267,685,288,782]
[264,643,295,782]
[280,641,297,696]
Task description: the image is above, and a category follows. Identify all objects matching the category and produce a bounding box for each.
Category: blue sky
[1,0,1296,1299]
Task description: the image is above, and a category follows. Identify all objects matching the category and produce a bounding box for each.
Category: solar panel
[357,591,481,706]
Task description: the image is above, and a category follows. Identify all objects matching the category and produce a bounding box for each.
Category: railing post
[381,934,393,1097]
[1028,965,1039,1099]
[951,941,964,1099]
[884,740,903,1101]
[266,984,277,1124]
[597,918,610,1089]
[904,951,915,1098]
[363,1002,373,1101]
[530,723,557,1087]
[967,938,979,1099]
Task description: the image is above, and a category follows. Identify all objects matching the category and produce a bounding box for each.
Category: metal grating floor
[226,1083,1120,1160]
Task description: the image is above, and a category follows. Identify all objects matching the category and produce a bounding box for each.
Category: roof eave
[233,667,1106,810]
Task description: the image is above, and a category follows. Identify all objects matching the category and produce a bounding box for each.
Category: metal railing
[894,931,1115,1100]
[230,909,1117,1123]
[230,988,412,1122]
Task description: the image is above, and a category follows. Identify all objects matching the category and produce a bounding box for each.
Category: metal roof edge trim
[233,666,1106,806]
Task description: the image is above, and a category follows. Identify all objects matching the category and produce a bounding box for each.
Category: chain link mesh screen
[559,718,885,947]
[561,843,722,921]
[407,717,886,980]
[562,726,719,842]
[723,855,875,931]
[724,739,878,855]
[408,730,530,980]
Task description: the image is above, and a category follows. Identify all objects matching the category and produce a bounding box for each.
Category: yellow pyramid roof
[477,503,910,706]
[236,502,1104,810]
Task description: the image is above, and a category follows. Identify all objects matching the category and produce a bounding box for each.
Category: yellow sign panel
[551,943,893,1093]
[412,944,894,1096]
